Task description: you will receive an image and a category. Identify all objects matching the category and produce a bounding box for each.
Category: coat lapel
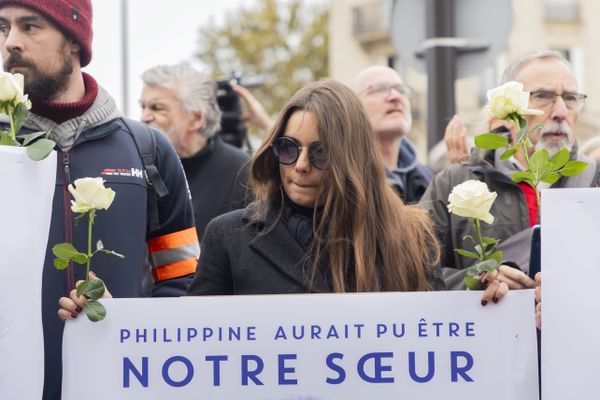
[248,208,330,293]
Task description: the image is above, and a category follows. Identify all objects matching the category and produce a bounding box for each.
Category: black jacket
[186,203,443,295]
[181,136,250,239]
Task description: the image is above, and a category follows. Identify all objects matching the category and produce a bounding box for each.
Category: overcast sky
[86,0,248,118]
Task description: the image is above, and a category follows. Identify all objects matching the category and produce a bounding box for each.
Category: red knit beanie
[0,0,93,66]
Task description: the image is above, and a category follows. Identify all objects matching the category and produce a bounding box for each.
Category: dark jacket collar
[241,202,330,293]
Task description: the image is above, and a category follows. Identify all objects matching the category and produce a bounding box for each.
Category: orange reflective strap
[148,227,198,253]
[153,258,197,282]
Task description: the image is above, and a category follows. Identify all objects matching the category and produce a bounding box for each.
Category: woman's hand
[57,272,112,321]
[481,264,535,290]
[480,278,509,306]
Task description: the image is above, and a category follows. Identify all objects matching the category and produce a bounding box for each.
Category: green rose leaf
[489,250,503,264]
[21,130,48,146]
[12,102,28,134]
[454,248,480,260]
[500,148,517,160]
[481,236,500,246]
[528,149,549,175]
[512,171,535,184]
[71,252,89,265]
[53,258,69,270]
[76,279,89,298]
[27,138,55,161]
[561,160,589,177]
[464,276,482,290]
[465,266,480,278]
[52,242,79,261]
[85,300,107,322]
[540,172,560,185]
[477,259,498,272]
[474,133,510,150]
[85,278,106,301]
[549,147,571,170]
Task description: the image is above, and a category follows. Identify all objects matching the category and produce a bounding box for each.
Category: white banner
[63,291,538,399]
[0,147,56,399]
[541,188,600,399]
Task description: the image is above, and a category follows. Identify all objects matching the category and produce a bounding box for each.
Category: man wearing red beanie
[0,1,200,399]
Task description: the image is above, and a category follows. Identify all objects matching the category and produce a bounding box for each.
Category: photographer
[140,63,251,238]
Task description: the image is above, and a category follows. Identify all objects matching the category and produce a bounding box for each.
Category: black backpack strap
[121,118,169,231]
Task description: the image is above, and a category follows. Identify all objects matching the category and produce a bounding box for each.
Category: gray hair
[500,50,577,85]
[141,63,222,138]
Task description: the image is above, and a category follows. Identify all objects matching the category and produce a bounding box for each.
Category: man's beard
[4,49,73,101]
[534,121,574,157]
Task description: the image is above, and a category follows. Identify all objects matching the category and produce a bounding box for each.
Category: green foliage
[26,138,55,161]
[459,219,503,289]
[85,300,106,322]
[196,0,329,116]
[561,160,588,176]
[53,209,124,322]
[474,133,509,150]
[0,130,18,146]
[12,102,28,134]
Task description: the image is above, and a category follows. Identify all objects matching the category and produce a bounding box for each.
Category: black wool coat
[186,203,332,295]
[186,202,445,295]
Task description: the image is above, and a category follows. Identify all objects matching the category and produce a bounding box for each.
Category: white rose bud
[485,81,543,119]
[68,177,116,214]
[447,180,497,225]
[0,71,31,109]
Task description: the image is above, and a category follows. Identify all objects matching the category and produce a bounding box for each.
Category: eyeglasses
[359,82,413,99]
[529,90,587,111]
[272,136,328,170]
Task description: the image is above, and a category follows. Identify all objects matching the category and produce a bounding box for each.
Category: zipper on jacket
[63,151,71,186]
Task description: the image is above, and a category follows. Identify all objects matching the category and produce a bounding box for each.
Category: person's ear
[187,111,205,134]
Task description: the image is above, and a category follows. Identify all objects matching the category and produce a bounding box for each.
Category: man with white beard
[420,50,600,291]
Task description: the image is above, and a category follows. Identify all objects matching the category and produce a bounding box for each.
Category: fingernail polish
[482,279,489,286]
[481,299,488,306]
[75,306,82,313]
[492,297,499,304]
[71,313,77,319]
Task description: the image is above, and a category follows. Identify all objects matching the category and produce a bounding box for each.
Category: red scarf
[30,73,98,124]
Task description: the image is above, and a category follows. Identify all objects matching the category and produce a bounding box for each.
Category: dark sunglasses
[272,136,328,170]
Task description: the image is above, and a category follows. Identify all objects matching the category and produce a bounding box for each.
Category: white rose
[485,81,543,119]
[0,72,31,109]
[447,180,497,224]
[68,178,116,213]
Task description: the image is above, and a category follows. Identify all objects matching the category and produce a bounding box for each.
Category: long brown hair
[251,79,439,292]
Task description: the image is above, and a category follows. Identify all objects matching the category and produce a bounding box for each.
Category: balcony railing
[352,0,393,43]
[545,0,579,23]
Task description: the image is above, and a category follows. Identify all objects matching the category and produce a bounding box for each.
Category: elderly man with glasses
[355,66,433,203]
[420,50,600,290]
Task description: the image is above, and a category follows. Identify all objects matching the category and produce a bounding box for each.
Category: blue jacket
[385,139,433,203]
[7,87,199,400]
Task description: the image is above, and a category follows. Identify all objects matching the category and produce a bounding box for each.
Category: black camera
[216,75,265,151]
[216,78,247,149]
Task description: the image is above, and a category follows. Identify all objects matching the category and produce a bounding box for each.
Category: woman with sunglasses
[186,79,506,302]
[184,78,439,295]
